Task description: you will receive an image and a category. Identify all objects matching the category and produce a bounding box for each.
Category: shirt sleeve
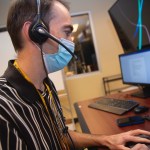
[0,117,27,150]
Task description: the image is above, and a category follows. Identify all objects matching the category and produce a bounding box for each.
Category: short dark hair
[7,0,69,51]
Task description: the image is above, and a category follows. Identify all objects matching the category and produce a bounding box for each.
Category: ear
[22,21,32,42]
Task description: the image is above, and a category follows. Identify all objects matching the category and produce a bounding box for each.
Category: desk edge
[74,103,91,133]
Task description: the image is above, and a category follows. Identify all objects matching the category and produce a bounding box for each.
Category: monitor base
[131,86,150,98]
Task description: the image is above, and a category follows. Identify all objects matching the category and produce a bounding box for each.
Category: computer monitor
[119,48,150,98]
[108,0,150,53]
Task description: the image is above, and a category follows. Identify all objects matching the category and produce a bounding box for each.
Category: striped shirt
[0,60,72,150]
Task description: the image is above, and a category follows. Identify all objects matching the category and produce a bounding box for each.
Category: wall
[0,31,16,75]
[65,0,124,103]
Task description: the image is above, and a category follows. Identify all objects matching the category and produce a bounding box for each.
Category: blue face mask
[43,38,75,73]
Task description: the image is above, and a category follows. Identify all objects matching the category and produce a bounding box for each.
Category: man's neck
[16,48,47,91]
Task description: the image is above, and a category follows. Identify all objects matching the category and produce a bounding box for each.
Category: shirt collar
[3,60,50,104]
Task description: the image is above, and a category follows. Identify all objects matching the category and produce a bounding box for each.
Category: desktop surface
[74,90,150,136]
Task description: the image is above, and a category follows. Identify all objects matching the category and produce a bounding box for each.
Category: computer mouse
[126,134,150,148]
[134,106,149,114]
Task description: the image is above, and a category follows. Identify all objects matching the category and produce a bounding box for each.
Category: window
[64,12,99,77]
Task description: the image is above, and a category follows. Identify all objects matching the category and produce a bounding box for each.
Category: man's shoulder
[0,76,7,87]
[0,76,15,101]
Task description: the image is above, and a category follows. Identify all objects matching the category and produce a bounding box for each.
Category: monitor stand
[131,86,150,98]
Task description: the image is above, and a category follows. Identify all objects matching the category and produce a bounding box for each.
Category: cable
[49,81,76,150]
[38,44,76,149]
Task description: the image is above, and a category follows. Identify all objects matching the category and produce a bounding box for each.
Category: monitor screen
[108,0,150,53]
[119,49,150,98]
[119,49,150,85]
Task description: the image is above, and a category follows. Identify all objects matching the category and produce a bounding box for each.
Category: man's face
[42,1,73,54]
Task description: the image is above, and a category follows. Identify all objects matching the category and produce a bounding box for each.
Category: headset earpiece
[29,16,49,44]
[28,0,49,45]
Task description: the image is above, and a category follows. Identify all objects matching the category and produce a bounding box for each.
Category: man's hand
[102,129,150,150]
[69,129,150,149]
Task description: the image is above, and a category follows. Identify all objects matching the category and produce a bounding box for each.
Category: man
[0,0,150,149]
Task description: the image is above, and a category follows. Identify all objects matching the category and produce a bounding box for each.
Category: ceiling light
[73,24,79,33]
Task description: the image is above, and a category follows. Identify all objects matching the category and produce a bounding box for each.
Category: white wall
[0,31,16,75]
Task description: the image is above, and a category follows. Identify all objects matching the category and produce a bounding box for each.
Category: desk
[74,90,150,149]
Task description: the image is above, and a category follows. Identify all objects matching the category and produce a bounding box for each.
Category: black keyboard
[88,98,139,115]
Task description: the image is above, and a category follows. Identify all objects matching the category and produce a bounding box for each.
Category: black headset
[28,0,49,44]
